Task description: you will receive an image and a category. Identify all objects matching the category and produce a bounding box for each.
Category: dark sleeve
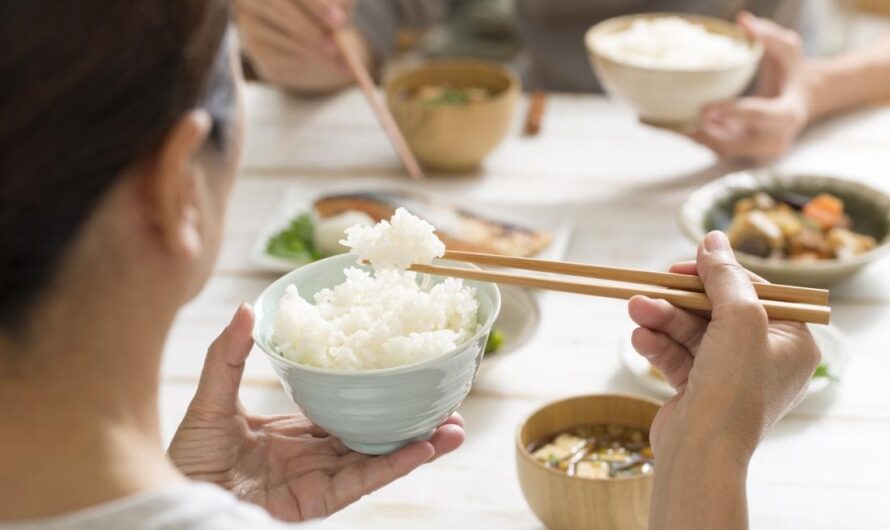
[351,0,449,63]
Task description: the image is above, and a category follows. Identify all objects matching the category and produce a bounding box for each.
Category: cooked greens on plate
[811,362,838,381]
[265,213,320,262]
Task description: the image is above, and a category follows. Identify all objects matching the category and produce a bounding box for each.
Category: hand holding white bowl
[169,304,464,522]
[690,12,811,162]
[253,208,500,454]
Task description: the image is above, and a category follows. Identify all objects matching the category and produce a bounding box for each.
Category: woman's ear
[142,110,212,259]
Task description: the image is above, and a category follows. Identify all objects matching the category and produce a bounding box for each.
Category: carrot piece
[803,193,845,230]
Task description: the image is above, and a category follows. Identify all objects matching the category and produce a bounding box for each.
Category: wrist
[657,405,757,468]
[799,49,886,123]
[799,59,831,124]
[650,413,751,530]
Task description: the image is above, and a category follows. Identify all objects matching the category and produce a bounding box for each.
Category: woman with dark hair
[0,2,462,528]
[0,1,820,529]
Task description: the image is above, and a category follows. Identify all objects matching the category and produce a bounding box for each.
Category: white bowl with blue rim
[253,253,501,455]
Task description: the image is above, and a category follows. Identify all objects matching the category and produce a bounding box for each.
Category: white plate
[250,188,576,273]
[618,324,846,400]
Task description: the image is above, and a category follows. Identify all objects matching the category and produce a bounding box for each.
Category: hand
[168,304,465,522]
[627,231,821,461]
[233,0,371,93]
[690,12,812,162]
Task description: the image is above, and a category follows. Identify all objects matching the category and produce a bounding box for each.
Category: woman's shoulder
[0,482,338,530]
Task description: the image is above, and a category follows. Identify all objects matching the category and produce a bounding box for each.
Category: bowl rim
[678,169,890,271]
[584,12,764,74]
[383,58,521,106]
[252,253,502,376]
[515,393,663,483]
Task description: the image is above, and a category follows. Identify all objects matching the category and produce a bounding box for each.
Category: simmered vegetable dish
[727,192,877,261]
[529,424,654,479]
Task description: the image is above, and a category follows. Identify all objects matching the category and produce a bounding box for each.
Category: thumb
[737,11,802,70]
[191,303,256,415]
[696,231,765,324]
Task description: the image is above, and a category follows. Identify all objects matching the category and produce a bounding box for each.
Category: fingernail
[228,305,241,325]
[326,6,344,25]
[704,231,731,252]
[230,302,248,324]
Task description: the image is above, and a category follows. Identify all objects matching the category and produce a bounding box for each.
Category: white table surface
[160,84,890,529]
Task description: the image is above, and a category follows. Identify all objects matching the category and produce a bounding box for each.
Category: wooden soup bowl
[516,394,662,530]
[384,60,520,172]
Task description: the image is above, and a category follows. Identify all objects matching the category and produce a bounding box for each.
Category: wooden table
[160,84,890,529]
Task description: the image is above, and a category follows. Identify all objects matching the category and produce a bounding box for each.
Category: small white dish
[618,324,846,400]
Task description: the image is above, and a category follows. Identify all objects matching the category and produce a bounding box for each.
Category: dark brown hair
[0,1,231,332]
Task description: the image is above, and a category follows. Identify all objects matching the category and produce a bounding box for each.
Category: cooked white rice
[595,17,753,70]
[273,209,479,370]
[341,207,445,269]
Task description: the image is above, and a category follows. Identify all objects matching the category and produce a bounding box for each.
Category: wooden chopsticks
[406,250,831,325]
[523,91,547,136]
[442,250,829,305]
[331,30,425,181]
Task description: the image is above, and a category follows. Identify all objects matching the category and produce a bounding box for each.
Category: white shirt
[0,483,344,530]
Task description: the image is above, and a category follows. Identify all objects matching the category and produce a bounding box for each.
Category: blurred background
[374,0,890,73]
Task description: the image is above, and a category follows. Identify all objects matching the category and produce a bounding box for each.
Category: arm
[650,432,749,530]
[806,36,890,121]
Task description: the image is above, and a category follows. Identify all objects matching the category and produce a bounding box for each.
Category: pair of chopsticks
[408,250,831,325]
[330,30,424,180]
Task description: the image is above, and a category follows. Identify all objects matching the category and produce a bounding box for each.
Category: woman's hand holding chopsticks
[234,0,369,93]
[628,231,822,530]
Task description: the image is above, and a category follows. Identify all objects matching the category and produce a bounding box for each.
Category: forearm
[650,435,751,530]
[804,36,890,122]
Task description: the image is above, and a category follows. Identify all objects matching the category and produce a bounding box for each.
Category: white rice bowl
[594,17,753,70]
[272,208,480,370]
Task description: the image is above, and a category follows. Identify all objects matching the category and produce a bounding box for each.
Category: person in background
[0,1,820,529]
[235,0,890,162]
